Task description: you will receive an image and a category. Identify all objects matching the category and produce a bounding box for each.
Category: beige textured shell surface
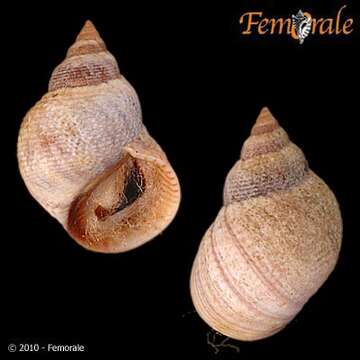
[17,21,181,253]
[190,107,342,341]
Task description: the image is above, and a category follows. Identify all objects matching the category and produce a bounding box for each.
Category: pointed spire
[254,107,275,125]
[240,107,287,160]
[76,20,102,42]
[49,20,120,91]
[250,107,279,135]
[66,20,107,58]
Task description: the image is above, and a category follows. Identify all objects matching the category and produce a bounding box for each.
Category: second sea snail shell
[190,107,342,341]
[17,21,181,253]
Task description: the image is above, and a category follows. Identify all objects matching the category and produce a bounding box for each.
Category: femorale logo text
[239,5,354,44]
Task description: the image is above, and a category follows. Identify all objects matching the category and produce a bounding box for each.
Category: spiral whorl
[49,20,121,91]
[224,108,308,205]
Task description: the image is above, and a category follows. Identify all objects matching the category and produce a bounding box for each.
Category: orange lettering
[269,18,292,34]
[239,7,354,39]
[311,18,323,34]
[336,5,347,34]
[258,18,269,34]
[239,12,263,34]
[319,19,334,34]
[343,18,354,34]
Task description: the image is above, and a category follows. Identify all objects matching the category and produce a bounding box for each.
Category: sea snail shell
[190,107,342,341]
[17,21,181,253]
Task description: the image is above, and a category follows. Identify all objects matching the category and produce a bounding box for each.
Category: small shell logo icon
[291,10,312,44]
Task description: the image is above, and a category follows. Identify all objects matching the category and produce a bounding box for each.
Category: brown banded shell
[17,21,181,253]
[190,107,342,341]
